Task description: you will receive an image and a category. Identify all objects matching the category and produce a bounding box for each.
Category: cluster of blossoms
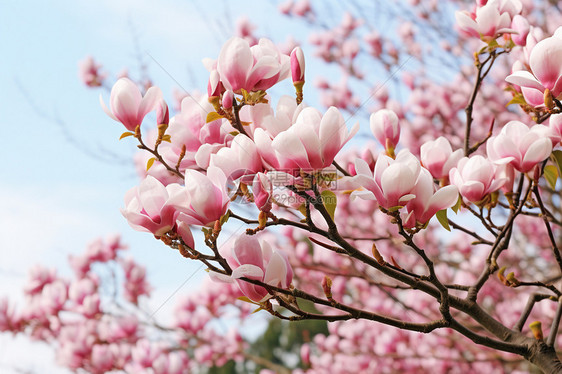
[0,236,252,373]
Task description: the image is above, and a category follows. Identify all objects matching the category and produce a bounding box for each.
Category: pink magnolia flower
[175,166,230,227]
[100,78,164,131]
[455,0,521,41]
[120,257,151,304]
[162,96,231,172]
[78,56,106,87]
[209,134,263,183]
[349,150,422,209]
[486,121,552,173]
[121,176,184,236]
[260,106,358,171]
[506,29,562,106]
[420,136,464,180]
[213,235,293,302]
[449,155,506,203]
[403,168,459,228]
[243,95,304,138]
[510,15,529,46]
[24,265,57,296]
[370,109,400,152]
[216,37,290,93]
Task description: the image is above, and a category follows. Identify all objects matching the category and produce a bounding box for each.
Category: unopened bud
[529,321,544,340]
[213,220,221,235]
[322,276,333,300]
[498,266,507,284]
[371,243,386,265]
[545,89,555,111]
[290,47,305,84]
[506,272,520,286]
[370,109,400,156]
[222,90,234,110]
[258,211,267,229]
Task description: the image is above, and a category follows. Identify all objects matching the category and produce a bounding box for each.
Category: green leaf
[220,210,230,226]
[436,209,450,231]
[251,306,264,314]
[552,150,562,176]
[146,157,156,171]
[451,195,462,214]
[206,111,223,123]
[544,164,558,189]
[240,88,250,102]
[321,190,337,220]
[229,131,240,137]
[119,131,134,140]
[506,95,527,107]
[237,296,254,303]
[387,205,403,212]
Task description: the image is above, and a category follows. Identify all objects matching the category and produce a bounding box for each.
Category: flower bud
[370,109,400,157]
[290,46,305,84]
[529,321,544,340]
[222,90,234,110]
[322,276,333,300]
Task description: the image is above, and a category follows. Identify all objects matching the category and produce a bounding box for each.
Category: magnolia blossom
[455,0,522,41]
[348,150,457,223]
[257,106,358,171]
[121,176,184,237]
[506,28,562,106]
[402,168,459,228]
[510,15,529,46]
[420,136,463,180]
[213,235,293,302]
[78,56,106,87]
[370,109,400,152]
[100,78,164,131]
[449,155,506,203]
[216,37,290,93]
[175,167,230,227]
[243,95,304,138]
[349,150,421,209]
[209,134,263,183]
[486,121,552,173]
[162,96,231,171]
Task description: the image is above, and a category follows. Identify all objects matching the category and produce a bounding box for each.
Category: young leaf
[220,210,230,226]
[146,157,156,171]
[119,131,134,140]
[451,195,462,214]
[435,209,450,231]
[544,164,558,189]
[321,190,337,220]
[551,150,562,176]
[206,111,223,123]
[506,95,526,107]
